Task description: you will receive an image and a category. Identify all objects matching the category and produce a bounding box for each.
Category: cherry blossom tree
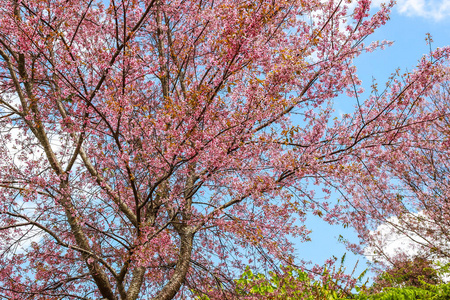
[369,256,442,292]
[0,0,448,299]
[339,64,450,270]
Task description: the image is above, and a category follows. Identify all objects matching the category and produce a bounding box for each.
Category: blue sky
[294,0,450,283]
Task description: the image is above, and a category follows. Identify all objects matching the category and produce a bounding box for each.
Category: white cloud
[372,0,450,21]
[6,222,44,256]
[364,215,426,263]
[0,200,44,257]
[398,0,450,21]
[365,212,450,281]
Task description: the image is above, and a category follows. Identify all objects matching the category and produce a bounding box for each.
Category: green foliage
[194,256,450,300]
[355,257,450,300]
[232,266,349,299]
[355,283,450,300]
[194,255,362,299]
